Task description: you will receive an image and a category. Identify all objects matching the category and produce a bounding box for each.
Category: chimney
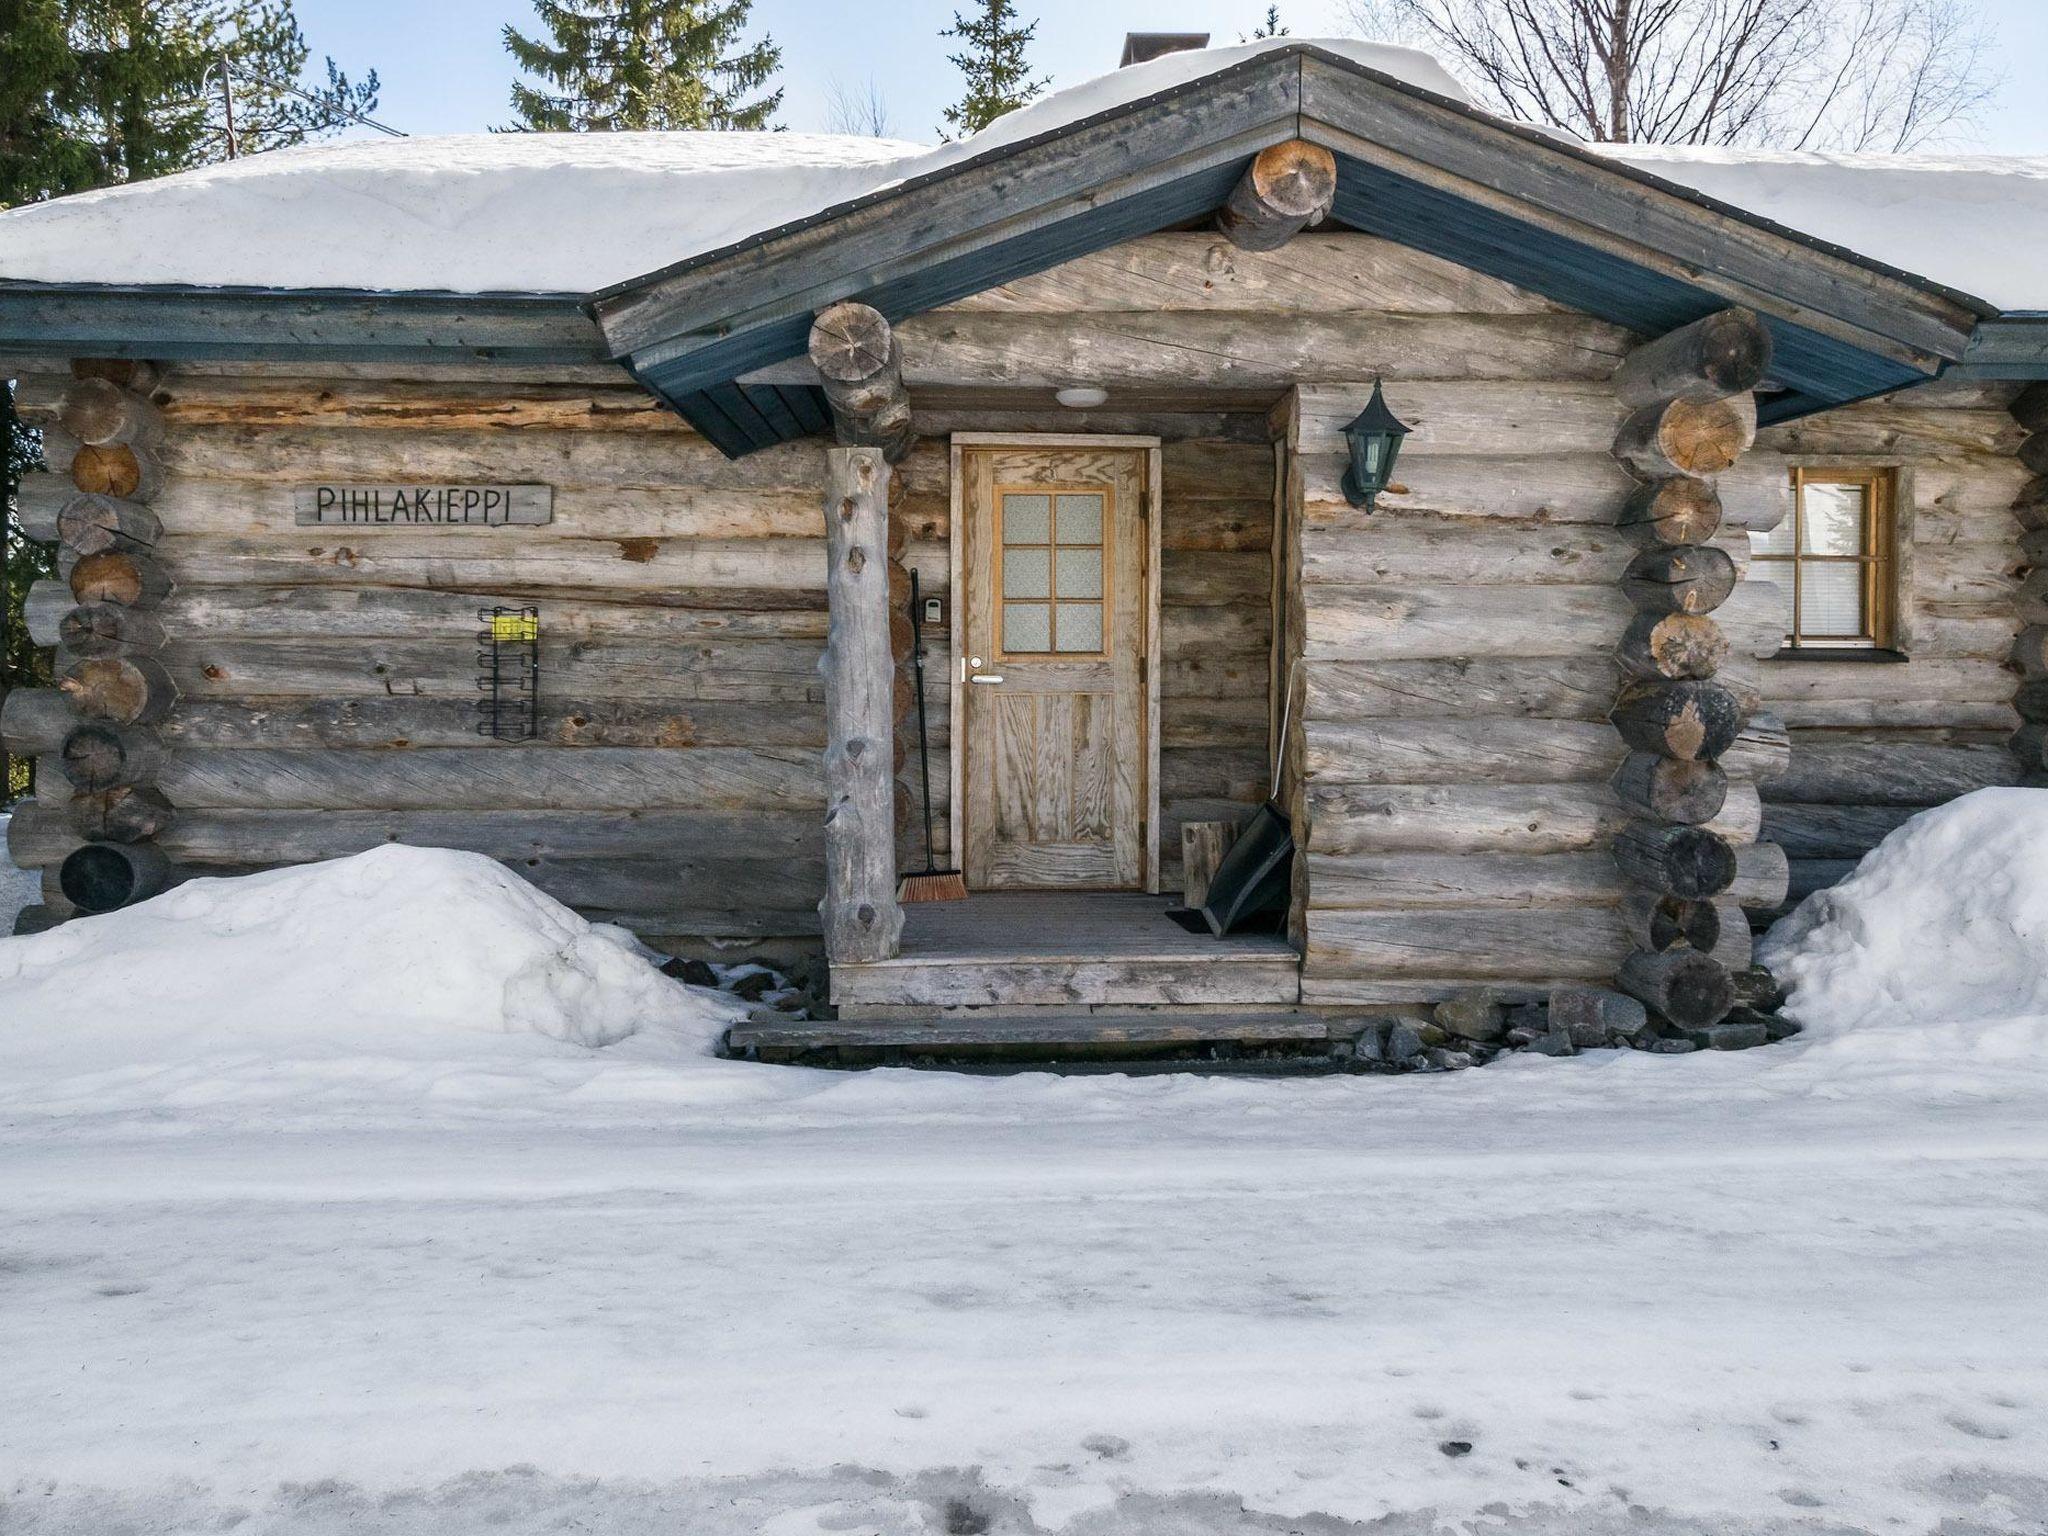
[1119,32,1210,67]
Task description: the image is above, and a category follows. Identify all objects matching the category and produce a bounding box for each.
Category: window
[998,487,1110,656]
[1753,467,1896,652]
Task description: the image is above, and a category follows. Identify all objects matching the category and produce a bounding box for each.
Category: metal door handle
[968,673,1005,684]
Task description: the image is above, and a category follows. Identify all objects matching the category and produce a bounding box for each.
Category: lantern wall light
[1339,378,1412,512]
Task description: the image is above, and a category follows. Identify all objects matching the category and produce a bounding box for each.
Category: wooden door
[958,443,1154,891]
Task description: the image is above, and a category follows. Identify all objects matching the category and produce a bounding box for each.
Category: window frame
[1755,465,1901,657]
[993,480,1115,661]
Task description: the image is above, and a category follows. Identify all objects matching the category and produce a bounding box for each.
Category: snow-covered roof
[1,34,2042,320]
[0,39,1470,296]
[1593,144,2048,315]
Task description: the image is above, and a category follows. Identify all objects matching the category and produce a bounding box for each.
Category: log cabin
[3,37,2045,1053]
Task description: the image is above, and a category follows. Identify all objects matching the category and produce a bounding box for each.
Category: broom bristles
[898,869,968,903]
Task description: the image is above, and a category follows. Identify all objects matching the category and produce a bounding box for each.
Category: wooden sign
[293,484,552,527]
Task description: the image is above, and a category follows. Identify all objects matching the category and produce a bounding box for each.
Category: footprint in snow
[1080,1434,1129,1461]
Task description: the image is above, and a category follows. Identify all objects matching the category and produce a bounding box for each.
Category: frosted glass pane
[1004,602,1051,651]
[1056,493,1103,544]
[1799,564,1866,638]
[1803,483,1867,555]
[1004,546,1050,598]
[1055,602,1103,652]
[1003,495,1050,543]
[1056,546,1103,599]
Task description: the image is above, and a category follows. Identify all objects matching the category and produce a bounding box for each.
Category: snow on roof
[1594,143,2048,313]
[0,39,1465,296]
[0,36,2042,314]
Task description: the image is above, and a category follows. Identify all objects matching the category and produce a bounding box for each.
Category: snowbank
[0,40,1464,294]
[0,844,742,1067]
[1761,787,2048,1064]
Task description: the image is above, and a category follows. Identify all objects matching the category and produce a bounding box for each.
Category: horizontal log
[22,580,64,645]
[809,301,913,462]
[1620,889,1721,953]
[1761,802,1918,859]
[1611,394,1754,479]
[1755,657,2016,710]
[1610,678,1746,761]
[156,635,829,704]
[1305,850,1627,909]
[1611,752,1728,824]
[1617,477,1721,547]
[147,532,827,598]
[59,841,170,913]
[1719,713,1792,783]
[58,721,164,790]
[1611,308,1771,409]
[1297,521,1634,587]
[1301,452,1636,527]
[66,784,178,843]
[749,312,1641,392]
[153,585,833,640]
[1218,139,1337,252]
[1296,381,1626,458]
[15,472,67,540]
[1301,717,1623,784]
[60,655,179,725]
[1303,656,1620,723]
[1612,821,1738,899]
[1306,780,1760,855]
[1757,406,2023,459]
[1301,583,1630,661]
[0,688,75,756]
[1761,740,2017,805]
[1786,857,1859,906]
[945,231,1565,316]
[72,805,822,867]
[59,377,163,447]
[1618,947,1734,1028]
[157,695,827,750]
[1616,611,1727,681]
[1729,839,1791,910]
[2010,381,2048,434]
[70,548,173,607]
[157,746,824,811]
[1621,544,1738,615]
[5,800,78,868]
[54,602,168,658]
[1304,905,1627,980]
[73,440,165,501]
[55,493,161,556]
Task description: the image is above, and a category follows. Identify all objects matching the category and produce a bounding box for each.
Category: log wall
[1747,380,2026,909]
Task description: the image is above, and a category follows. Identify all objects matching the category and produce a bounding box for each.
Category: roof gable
[590,44,1984,456]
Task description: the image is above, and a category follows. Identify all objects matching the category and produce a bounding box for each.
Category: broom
[898,569,968,902]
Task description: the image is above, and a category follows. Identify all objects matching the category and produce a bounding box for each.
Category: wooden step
[726,1010,1335,1055]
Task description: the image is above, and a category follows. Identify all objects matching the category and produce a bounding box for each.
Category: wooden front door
[958,442,1154,891]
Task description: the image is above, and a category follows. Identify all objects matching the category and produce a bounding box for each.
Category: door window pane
[1003,494,1051,544]
[1056,493,1103,544]
[1055,546,1103,599]
[1003,602,1051,652]
[1055,603,1103,652]
[1004,547,1050,599]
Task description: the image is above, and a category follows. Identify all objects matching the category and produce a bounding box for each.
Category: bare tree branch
[1348,0,1998,148]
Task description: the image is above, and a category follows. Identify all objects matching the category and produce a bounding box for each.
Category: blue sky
[296,0,2048,151]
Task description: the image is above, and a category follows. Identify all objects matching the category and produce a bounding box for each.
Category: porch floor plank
[828,892,1301,1009]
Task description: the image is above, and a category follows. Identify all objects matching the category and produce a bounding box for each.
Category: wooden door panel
[962,444,1150,891]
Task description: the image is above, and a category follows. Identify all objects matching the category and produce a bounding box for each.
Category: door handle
[968,673,1005,684]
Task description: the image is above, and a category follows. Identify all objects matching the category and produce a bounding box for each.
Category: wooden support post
[809,302,914,463]
[819,445,905,964]
[1217,140,1337,252]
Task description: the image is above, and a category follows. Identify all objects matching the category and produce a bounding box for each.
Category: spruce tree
[504,0,783,132]
[0,0,99,206]
[1249,5,1288,39]
[939,0,1047,138]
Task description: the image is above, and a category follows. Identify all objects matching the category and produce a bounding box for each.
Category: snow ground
[3,835,2047,1534]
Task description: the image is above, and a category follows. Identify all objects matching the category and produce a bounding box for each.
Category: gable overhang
[589,45,1990,457]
